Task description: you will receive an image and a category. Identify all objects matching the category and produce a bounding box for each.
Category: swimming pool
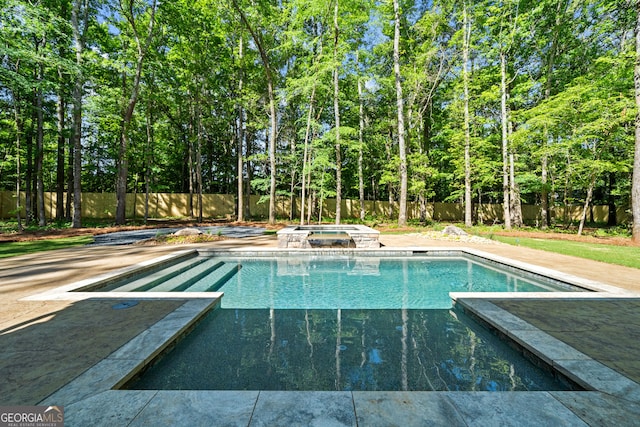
[119,253,579,392]
[92,255,578,310]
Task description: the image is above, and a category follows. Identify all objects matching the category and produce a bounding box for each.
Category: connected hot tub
[277,225,380,248]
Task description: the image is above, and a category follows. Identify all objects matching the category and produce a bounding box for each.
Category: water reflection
[219,257,564,310]
[128,308,568,392]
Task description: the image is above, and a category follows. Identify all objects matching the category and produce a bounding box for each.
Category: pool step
[101,257,207,292]
[180,262,242,292]
[147,259,227,292]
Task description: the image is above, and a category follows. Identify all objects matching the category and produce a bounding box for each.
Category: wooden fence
[0,191,629,224]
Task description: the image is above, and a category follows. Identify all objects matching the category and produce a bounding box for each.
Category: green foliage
[0,0,637,232]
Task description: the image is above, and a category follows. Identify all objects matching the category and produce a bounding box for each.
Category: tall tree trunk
[115,0,157,225]
[35,40,46,227]
[236,37,245,222]
[196,102,203,222]
[70,0,84,227]
[500,51,511,229]
[13,92,23,231]
[358,74,365,222]
[56,71,66,221]
[26,112,33,225]
[232,0,277,224]
[393,0,407,226]
[462,2,472,227]
[333,0,342,225]
[144,107,153,223]
[301,85,316,225]
[289,134,296,221]
[633,0,640,244]
[187,120,194,217]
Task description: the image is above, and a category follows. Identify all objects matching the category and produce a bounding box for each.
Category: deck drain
[112,300,139,310]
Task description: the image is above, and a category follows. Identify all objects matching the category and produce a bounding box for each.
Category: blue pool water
[124,255,575,392]
[214,256,574,309]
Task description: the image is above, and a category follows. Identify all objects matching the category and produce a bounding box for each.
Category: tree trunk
[25,112,33,225]
[70,0,87,229]
[509,149,523,227]
[289,133,296,221]
[607,172,617,226]
[462,2,472,227]
[237,37,245,222]
[115,0,157,225]
[144,109,153,224]
[578,174,596,236]
[301,85,316,225]
[541,148,549,227]
[187,122,194,217]
[231,0,277,224]
[500,51,511,229]
[633,0,640,243]
[393,0,408,226]
[56,72,66,221]
[358,75,365,222]
[386,128,394,219]
[13,92,23,231]
[196,108,203,222]
[35,43,46,227]
[333,0,342,225]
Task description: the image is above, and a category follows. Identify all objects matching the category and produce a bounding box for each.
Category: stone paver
[490,299,640,384]
[1,230,639,425]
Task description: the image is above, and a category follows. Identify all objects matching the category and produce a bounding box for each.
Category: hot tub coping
[277,224,380,248]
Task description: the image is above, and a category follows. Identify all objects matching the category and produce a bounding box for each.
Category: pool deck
[1,233,640,425]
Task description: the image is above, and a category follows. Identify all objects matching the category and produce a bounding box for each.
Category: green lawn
[490,235,640,269]
[0,236,94,259]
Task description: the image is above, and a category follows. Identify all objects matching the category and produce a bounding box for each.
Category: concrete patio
[1,232,639,425]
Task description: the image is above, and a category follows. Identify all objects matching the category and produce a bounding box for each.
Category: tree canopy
[1,0,638,237]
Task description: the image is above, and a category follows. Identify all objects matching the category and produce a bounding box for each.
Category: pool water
[215,256,574,309]
[127,308,568,391]
[124,255,576,392]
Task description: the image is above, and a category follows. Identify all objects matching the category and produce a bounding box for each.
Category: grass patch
[0,236,94,259]
[491,236,640,269]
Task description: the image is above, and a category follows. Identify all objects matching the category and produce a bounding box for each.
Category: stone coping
[453,298,640,401]
[277,224,380,248]
[36,278,640,425]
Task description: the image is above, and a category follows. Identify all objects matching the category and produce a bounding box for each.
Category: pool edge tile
[130,390,259,427]
[353,391,465,426]
[446,391,589,426]
[251,391,356,427]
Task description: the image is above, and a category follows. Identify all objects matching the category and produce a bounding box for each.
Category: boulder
[442,225,468,236]
[173,227,203,236]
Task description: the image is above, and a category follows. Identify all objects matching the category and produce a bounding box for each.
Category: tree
[70,0,93,228]
[231,0,279,224]
[633,0,640,243]
[462,0,472,227]
[115,0,157,225]
[392,0,408,226]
